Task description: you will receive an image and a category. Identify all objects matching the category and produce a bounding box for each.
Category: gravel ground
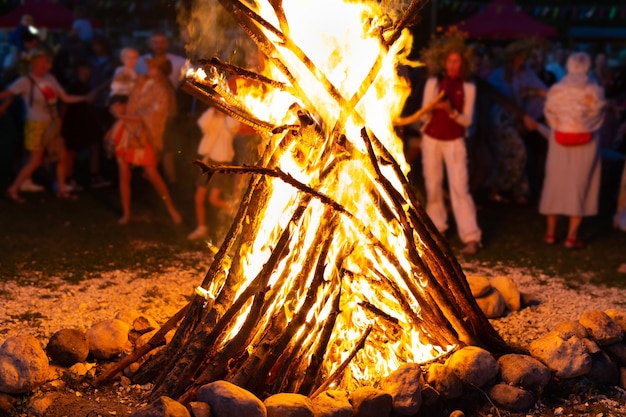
[2,255,626,416]
[0,251,208,344]
[2,257,625,347]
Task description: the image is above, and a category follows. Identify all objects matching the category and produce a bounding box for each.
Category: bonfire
[98,0,506,403]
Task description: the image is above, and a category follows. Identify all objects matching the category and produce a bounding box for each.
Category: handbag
[554,131,592,146]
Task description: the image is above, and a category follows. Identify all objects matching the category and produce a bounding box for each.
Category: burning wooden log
[133,0,507,403]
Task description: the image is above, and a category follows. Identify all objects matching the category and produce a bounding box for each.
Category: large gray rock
[130,396,190,417]
[466,276,492,298]
[310,390,352,417]
[425,363,462,399]
[487,383,535,411]
[474,288,507,319]
[264,393,314,417]
[446,346,499,388]
[349,386,392,417]
[490,275,521,311]
[86,319,131,360]
[46,328,89,366]
[498,354,551,390]
[0,336,49,394]
[605,309,626,333]
[197,380,266,417]
[554,321,588,340]
[188,402,210,417]
[581,338,601,354]
[115,309,142,325]
[579,311,624,346]
[379,363,422,416]
[529,332,592,378]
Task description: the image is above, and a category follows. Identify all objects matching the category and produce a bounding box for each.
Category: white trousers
[421,134,481,243]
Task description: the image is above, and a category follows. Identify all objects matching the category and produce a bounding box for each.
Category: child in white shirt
[188,107,241,240]
[108,47,138,113]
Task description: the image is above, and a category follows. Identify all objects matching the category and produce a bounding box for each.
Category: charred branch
[310,325,373,399]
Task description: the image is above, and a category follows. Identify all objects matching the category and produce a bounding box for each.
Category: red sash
[554,131,592,146]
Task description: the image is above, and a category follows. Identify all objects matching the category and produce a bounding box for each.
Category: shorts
[24,119,49,151]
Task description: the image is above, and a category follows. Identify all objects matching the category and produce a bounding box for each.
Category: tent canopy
[455,0,557,39]
[0,0,74,30]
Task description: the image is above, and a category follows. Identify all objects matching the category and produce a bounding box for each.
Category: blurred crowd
[1,12,625,254]
[400,32,626,254]
[0,11,263,243]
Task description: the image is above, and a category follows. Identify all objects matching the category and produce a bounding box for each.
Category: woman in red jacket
[421,44,482,255]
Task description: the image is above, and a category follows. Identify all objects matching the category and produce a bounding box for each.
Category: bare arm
[58,91,88,104]
[0,90,15,117]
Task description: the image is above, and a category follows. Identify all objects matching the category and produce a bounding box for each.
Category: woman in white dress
[539,52,606,249]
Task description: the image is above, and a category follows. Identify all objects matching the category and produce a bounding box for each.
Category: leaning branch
[93,302,191,387]
[309,325,373,399]
[193,161,353,217]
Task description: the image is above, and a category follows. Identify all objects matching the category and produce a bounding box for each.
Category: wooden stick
[309,325,373,399]
[197,56,289,90]
[394,90,445,126]
[194,161,354,217]
[181,81,275,132]
[385,0,428,47]
[230,215,338,393]
[93,302,191,387]
[297,278,342,396]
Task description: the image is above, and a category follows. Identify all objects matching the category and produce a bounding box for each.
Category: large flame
[191,0,453,389]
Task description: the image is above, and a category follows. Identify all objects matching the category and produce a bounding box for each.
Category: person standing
[421,45,482,255]
[135,31,186,185]
[487,42,548,203]
[110,56,181,225]
[188,107,240,241]
[61,60,98,189]
[537,52,606,249]
[0,49,91,202]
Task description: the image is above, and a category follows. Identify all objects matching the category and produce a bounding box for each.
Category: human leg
[188,185,209,240]
[117,158,132,224]
[544,214,558,244]
[55,146,74,197]
[143,164,182,224]
[565,216,584,249]
[162,151,177,184]
[421,135,447,234]
[442,138,481,245]
[7,149,45,200]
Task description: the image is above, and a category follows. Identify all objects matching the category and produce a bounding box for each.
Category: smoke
[178,0,258,65]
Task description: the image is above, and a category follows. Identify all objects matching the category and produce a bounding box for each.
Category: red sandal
[543,234,556,244]
[564,238,585,250]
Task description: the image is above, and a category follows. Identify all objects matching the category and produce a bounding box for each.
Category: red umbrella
[456,0,556,39]
[0,0,75,30]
